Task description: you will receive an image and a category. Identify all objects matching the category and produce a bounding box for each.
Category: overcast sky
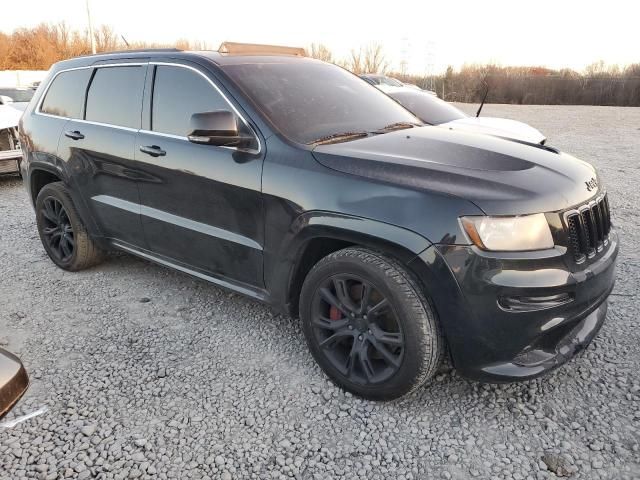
[3,0,638,74]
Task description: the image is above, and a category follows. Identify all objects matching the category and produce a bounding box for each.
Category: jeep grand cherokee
[18,45,618,400]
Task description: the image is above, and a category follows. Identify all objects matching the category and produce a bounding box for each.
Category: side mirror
[187,110,256,150]
[0,348,29,420]
[0,95,14,106]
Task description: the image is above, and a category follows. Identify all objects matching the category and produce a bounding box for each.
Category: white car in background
[0,87,33,175]
[386,87,547,145]
[0,87,35,111]
[0,105,22,175]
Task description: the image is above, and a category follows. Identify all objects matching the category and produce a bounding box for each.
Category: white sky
[3,0,638,74]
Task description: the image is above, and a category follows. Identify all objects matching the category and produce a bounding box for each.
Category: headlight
[460,213,554,251]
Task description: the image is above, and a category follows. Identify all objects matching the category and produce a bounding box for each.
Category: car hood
[9,102,29,112]
[312,126,599,215]
[0,105,22,130]
[440,116,546,144]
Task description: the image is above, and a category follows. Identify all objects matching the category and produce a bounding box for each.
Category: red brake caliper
[329,306,342,320]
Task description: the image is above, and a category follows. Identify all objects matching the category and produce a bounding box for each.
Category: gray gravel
[1,105,639,479]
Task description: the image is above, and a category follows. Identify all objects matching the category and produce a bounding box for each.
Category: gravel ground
[1,105,639,480]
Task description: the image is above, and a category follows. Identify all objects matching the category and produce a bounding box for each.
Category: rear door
[135,62,265,289]
[56,63,148,247]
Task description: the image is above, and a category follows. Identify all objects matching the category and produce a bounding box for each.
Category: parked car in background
[0,87,36,111]
[360,74,437,95]
[20,45,616,400]
[0,105,22,175]
[387,88,547,145]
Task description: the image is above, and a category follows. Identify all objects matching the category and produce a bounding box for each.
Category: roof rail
[79,48,183,59]
[104,48,183,54]
[218,42,306,57]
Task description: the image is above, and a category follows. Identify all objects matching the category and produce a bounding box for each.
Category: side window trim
[82,68,98,120]
[84,63,148,130]
[36,61,261,154]
[36,65,92,120]
[144,61,261,154]
[36,62,147,133]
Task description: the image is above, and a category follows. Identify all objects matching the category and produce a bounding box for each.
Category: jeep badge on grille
[585,177,598,191]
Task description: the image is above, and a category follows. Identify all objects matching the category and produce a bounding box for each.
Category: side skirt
[111,241,271,303]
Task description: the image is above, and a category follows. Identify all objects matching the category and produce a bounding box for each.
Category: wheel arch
[268,211,433,317]
[29,166,64,206]
[28,162,103,242]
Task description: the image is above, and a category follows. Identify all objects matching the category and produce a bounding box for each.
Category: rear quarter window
[85,66,146,129]
[40,69,92,118]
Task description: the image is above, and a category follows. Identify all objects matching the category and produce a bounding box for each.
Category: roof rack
[218,42,306,57]
[105,48,183,54]
[78,48,183,59]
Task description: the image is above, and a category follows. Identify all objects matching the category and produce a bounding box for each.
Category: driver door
[134,62,265,289]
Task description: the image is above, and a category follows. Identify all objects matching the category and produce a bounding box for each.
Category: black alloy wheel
[35,181,104,271]
[300,247,444,400]
[40,196,75,262]
[310,274,405,385]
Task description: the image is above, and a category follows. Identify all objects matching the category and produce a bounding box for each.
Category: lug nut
[358,335,363,340]
[348,325,353,330]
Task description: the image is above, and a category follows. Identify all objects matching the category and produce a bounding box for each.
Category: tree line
[1,23,638,106]
[395,63,640,107]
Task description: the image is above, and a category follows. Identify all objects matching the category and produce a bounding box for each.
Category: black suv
[19,46,618,400]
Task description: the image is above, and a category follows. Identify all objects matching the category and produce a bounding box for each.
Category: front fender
[265,210,432,315]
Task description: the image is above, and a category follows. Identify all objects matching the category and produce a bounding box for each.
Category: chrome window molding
[149,61,262,155]
[34,61,262,155]
[35,63,146,122]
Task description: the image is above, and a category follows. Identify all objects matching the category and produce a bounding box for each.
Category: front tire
[300,247,444,400]
[35,182,104,271]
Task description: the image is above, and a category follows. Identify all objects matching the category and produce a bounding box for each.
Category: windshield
[388,91,467,125]
[0,88,35,103]
[223,61,420,144]
[381,77,404,87]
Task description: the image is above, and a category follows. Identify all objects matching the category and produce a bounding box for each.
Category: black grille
[566,194,611,262]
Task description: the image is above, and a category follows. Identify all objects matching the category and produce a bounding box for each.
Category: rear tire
[35,182,104,271]
[300,247,444,400]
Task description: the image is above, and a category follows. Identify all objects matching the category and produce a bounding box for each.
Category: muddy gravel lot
[1,105,639,479]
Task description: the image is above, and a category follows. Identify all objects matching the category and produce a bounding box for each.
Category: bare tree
[363,43,388,74]
[1,23,638,106]
[93,25,120,53]
[345,48,364,74]
[308,43,333,62]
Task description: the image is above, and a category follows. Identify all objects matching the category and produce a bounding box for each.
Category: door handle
[139,145,166,157]
[64,130,84,140]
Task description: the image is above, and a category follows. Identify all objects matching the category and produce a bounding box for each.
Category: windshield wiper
[373,121,421,134]
[311,131,370,145]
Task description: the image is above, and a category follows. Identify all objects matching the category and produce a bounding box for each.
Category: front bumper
[408,230,618,382]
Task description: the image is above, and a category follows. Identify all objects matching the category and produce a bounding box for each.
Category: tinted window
[85,66,145,128]
[224,62,419,144]
[40,69,91,118]
[388,91,467,125]
[152,66,229,136]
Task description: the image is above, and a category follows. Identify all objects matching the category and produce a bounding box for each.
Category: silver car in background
[386,87,547,145]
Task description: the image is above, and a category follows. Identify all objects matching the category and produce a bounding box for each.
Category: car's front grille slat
[566,194,611,262]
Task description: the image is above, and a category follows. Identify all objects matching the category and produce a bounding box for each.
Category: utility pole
[86,0,96,54]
